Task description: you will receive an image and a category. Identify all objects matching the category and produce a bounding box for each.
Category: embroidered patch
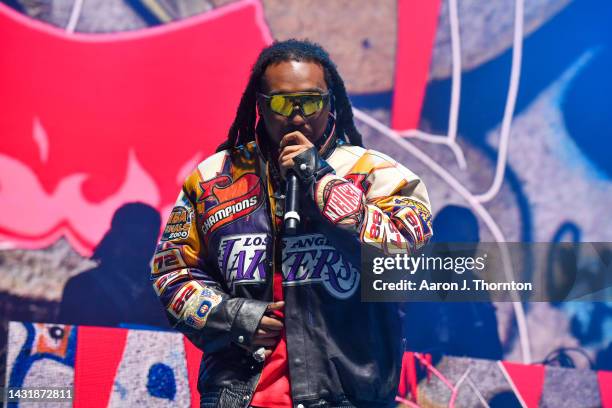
[198,173,263,236]
[361,206,409,254]
[407,200,433,239]
[151,248,188,277]
[393,206,425,245]
[384,217,409,254]
[322,181,363,224]
[361,206,386,244]
[153,269,191,296]
[167,281,202,319]
[344,172,372,195]
[392,198,433,239]
[161,206,192,241]
[183,287,223,329]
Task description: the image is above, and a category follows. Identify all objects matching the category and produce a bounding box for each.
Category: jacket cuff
[230,299,269,348]
[292,146,334,192]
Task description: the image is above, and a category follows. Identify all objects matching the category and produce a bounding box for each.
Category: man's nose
[289,106,306,126]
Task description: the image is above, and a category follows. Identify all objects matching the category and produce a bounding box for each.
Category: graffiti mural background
[1,0,611,400]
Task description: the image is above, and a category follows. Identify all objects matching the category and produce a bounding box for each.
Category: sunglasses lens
[269,95,293,116]
[301,96,324,116]
[268,94,326,117]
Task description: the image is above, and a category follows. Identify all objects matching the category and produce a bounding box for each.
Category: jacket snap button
[299,163,307,171]
[238,335,245,343]
[296,404,305,408]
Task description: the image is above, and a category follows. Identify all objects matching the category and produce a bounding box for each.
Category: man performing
[150,39,432,408]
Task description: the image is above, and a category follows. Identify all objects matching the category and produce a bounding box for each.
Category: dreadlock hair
[217,39,363,152]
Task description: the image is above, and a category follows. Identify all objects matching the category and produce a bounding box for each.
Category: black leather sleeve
[179,296,269,354]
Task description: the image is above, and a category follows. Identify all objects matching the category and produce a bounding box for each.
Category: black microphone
[284,171,300,235]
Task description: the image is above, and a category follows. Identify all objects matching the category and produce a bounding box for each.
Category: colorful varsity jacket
[150,135,433,408]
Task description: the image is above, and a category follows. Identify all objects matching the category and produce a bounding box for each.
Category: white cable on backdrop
[398,0,465,169]
[397,0,526,205]
[447,0,462,147]
[66,0,84,33]
[475,0,525,203]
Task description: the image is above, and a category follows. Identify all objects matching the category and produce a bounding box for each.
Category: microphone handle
[284,171,300,235]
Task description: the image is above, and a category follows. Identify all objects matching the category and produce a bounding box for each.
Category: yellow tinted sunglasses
[258,92,330,117]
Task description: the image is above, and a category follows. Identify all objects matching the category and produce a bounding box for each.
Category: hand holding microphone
[278,131,314,177]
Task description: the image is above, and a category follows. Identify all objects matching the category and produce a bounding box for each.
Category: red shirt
[250,270,292,407]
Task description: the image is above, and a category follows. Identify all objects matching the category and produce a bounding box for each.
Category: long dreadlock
[217,39,363,152]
